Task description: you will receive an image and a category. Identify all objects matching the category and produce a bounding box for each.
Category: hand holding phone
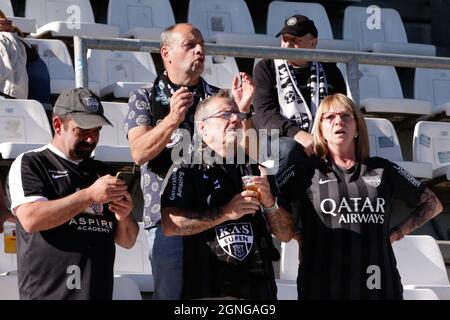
[115,171,135,191]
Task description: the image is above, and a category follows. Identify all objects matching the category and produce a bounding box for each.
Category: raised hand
[231,72,255,113]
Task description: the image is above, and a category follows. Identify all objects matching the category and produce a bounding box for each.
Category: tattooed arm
[390,187,443,242]
[265,207,295,243]
[161,190,260,236]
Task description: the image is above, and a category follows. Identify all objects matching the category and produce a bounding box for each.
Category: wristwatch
[263,197,279,215]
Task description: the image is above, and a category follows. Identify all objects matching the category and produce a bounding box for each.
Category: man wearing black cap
[253,14,346,161]
[7,88,138,299]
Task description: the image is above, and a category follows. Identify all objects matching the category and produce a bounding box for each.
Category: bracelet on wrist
[262,197,279,215]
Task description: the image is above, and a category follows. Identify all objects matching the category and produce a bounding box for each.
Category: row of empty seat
[0,0,436,55]
[18,35,450,121]
[22,38,239,98]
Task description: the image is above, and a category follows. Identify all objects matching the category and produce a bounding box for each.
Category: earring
[354,133,358,138]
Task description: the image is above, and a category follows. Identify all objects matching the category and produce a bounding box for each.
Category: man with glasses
[252,15,347,168]
[161,91,295,299]
[124,23,254,300]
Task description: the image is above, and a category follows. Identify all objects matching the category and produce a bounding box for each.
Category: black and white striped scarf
[275,59,328,133]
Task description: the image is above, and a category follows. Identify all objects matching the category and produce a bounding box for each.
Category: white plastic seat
[359,64,431,116]
[343,6,435,56]
[279,240,298,281]
[87,49,156,98]
[0,99,52,160]
[0,0,36,34]
[393,235,450,299]
[94,102,133,163]
[267,1,360,51]
[276,279,297,300]
[114,222,153,292]
[365,117,431,178]
[24,39,75,94]
[201,55,239,89]
[412,121,450,179]
[107,0,175,40]
[403,287,439,300]
[0,0,13,17]
[215,33,279,47]
[188,0,274,46]
[415,68,450,116]
[0,271,19,300]
[25,0,119,38]
[0,230,17,274]
[113,276,142,300]
[276,239,298,300]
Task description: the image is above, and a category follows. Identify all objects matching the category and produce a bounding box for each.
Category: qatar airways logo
[320,197,386,224]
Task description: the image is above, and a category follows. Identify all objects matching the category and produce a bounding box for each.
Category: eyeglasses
[321,112,355,123]
[202,110,246,122]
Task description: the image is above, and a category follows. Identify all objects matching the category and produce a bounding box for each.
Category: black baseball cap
[276,14,318,38]
[53,88,112,129]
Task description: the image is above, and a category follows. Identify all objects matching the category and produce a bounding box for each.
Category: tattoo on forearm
[178,207,224,235]
[400,188,441,234]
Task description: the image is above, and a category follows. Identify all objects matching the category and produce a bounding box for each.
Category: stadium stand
[365,117,432,178]
[415,67,450,116]
[107,0,175,40]
[188,0,277,46]
[25,0,119,38]
[0,99,52,161]
[87,49,156,99]
[393,235,450,299]
[358,64,432,118]
[113,276,143,300]
[412,121,450,180]
[0,0,448,300]
[0,271,19,300]
[343,5,436,56]
[0,0,35,34]
[267,1,360,51]
[24,38,75,94]
[93,101,133,163]
[113,222,154,293]
[201,55,240,89]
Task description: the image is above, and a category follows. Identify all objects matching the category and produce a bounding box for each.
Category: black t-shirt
[277,156,425,300]
[161,162,278,300]
[8,144,117,300]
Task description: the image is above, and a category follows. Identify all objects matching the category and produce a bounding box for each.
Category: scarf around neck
[274,59,328,133]
[147,71,219,175]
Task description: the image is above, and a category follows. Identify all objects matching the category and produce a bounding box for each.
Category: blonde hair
[313,93,369,161]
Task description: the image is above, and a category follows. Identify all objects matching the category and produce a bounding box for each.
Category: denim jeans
[147,224,183,300]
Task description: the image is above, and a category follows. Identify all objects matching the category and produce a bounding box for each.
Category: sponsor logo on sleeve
[393,165,421,188]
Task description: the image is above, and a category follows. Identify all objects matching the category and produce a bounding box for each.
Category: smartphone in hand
[115,171,135,191]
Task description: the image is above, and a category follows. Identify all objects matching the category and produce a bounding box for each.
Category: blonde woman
[277,93,443,299]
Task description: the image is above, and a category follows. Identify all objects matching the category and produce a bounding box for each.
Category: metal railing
[74,36,450,105]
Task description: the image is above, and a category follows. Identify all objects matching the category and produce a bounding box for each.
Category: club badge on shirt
[215,222,254,261]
